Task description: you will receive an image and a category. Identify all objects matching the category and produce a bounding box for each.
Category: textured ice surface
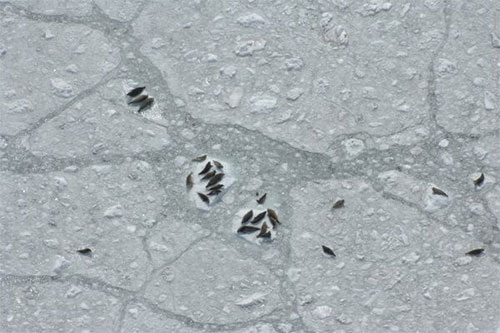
[0,11,120,136]
[233,200,279,245]
[94,0,143,22]
[0,161,164,290]
[289,179,500,332]
[10,0,93,17]
[121,302,278,333]
[2,0,500,332]
[144,238,281,325]
[131,0,445,155]
[2,281,120,332]
[26,80,170,158]
[434,0,499,134]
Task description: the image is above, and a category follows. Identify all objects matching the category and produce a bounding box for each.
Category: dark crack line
[426,0,452,129]
[0,272,290,331]
[139,232,213,294]
[9,64,123,143]
[115,298,132,333]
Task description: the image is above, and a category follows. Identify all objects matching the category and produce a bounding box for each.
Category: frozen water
[1,0,500,332]
[0,12,120,136]
[186,156,235,211]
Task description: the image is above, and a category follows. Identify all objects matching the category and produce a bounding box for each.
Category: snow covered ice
[1,0,500,332]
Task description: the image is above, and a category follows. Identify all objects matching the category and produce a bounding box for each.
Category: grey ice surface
[1,0,500,332]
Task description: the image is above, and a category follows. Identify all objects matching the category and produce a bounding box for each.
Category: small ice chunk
[454,256,472,266]
[136,161,151,172]
[54,176,68,189]
[65,64,79,73]
[64,165,79,172]
[235,292,268,307]
[65,285,83,298]
[43,30,54,39]
[299,294,313,305]
[456,288,475,301]
[53,255,71,274]
[397,103,411,112]
[188,86,205,95]
[51,78,74,98]
[103,204,123,218]
[237,13,265,27]
[149,241,169,252]
[312,305,332,319]
[324,25,349,46]
[174,156,187,167]
[424,187,450,213]
[400,3,411,17]
[277,323,293,333]
[359,0,392,16]
[287,267,302,282]
[362,86,377,99]
[473,147,488,160]
[128,308,139,319]
[286,88,304,101]
[161,266,175,282]
[220,65,237,77]
[336,313,352,325]
[282,57,304,71]
[43,239,59,248]
[234,39,266,57]
[202,53,218,62]
[320,12,333,29]
[151,37,165,49]
[226,87,244,108]
[436,59,457,76]
[74,44,86,54]
[438,139,449,148]
[251,95,277,113]
[491,32,500,48]
[269,84,280,94]
[342,138,365,157]
[6,99,33,114]
[484,91,496,110]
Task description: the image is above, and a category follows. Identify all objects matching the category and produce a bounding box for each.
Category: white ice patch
[423,186,450,213]
[324,25,349,46]
[234,291,268,307]
[53,255,71,274]
[436,58,457,76]
[123,81,149,101]
[312,305,332,319]
[358,0,392,16]
[234,39,266,57]
[226,87,244,108]
[342,138,365,157]
[51,78,74,98]
[122,81,164,122]
[188,156,235,211]
[250,95,277,113]
[236,13,265,27]
[484,91,496,111]
[103,204,123,218]
[6,99,34,114]
[286,88,304,101]
[233,198,278,245]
